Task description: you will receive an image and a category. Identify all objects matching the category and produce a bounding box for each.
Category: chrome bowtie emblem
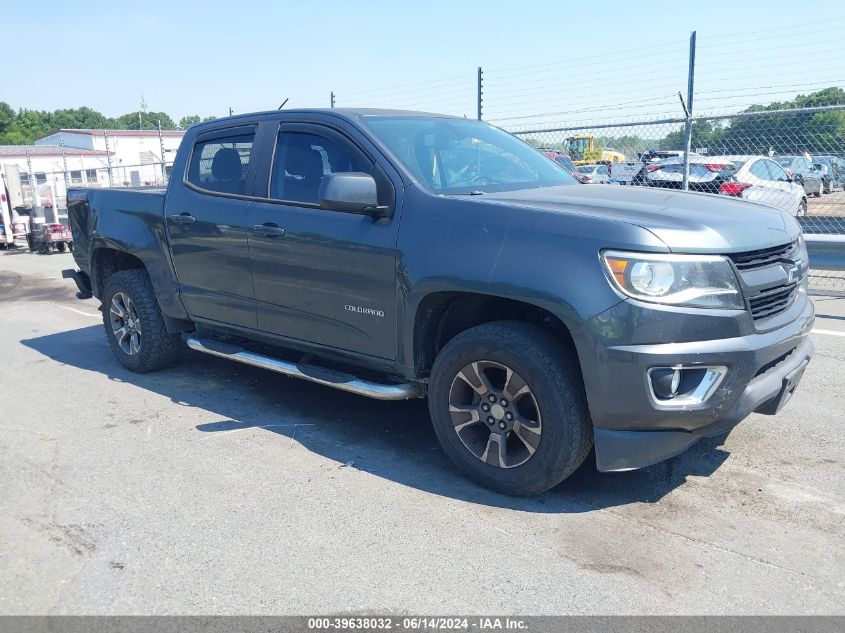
[784,262,801,284]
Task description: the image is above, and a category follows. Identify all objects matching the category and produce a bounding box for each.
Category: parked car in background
[641,155,735,193]
[812,155,844,193]
[572,164,610,184]
[772,155,823,197]
[713,155,807,216]
[540,148,576,172]
[609,151,701,185]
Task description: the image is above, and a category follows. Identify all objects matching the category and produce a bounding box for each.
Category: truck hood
[481,184,800,253]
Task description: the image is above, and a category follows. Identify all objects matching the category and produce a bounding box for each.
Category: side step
[186,337,422,401]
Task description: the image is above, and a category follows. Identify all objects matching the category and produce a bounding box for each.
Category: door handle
[169,213,196,224]
[252,223,286,237]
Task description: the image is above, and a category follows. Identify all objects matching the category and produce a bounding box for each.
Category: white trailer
[0,166,34,247]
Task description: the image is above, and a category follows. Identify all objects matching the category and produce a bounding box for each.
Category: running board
[186,337,421,401]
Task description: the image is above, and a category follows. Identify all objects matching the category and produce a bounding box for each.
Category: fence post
[103,131,114,187]
[681,30,696,191]
[24,145,37,208]
[60,136,69,192]
[157,119,166,184]
[477,66,483,120]
[331,91,336,108]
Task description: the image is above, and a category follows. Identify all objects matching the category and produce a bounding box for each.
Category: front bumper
[582,294,814,472]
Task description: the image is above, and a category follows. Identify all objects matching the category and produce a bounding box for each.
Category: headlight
[601,250,743,309]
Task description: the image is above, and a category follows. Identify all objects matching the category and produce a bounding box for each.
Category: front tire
[102,269,181,372]
[428,321,593,496]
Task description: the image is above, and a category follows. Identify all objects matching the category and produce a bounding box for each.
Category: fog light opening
[651,367,681,399]
[648,365,727,407]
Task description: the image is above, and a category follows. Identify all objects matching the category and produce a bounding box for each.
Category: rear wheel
[797,199,807,216]
[55,242,66,253]
[428,321,593,496]
[102,269,181,372]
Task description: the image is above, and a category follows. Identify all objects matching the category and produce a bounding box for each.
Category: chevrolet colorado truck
[64,109,814,495]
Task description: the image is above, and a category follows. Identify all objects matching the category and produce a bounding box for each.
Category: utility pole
[139,95,147,130]
[330,91,335,108]
[103,131,114,187]
[681,31,696,191]
[477,67,483,120]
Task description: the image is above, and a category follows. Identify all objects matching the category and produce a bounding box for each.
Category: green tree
[0,102,15,138]
[113,111,176,130]
[179,115,201,129]
[658,121,723,151]
[664,87,845,155]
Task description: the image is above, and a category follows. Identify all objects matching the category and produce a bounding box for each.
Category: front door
[247,123,400,359]
[166,124,259,329]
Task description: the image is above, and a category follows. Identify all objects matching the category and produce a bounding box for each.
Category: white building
[36,128,185,188]
[0,128,186,209]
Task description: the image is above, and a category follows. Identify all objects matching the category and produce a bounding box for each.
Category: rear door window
[187,130,255,196]
[765,160,790,182]
[749,160,770,180]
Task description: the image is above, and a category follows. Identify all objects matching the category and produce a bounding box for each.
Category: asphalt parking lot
[808,189,845,217]
[1,250,843,615]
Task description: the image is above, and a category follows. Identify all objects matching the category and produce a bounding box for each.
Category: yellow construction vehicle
[564,135,625,165]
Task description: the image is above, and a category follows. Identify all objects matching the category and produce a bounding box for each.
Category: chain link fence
[508,105,845,228]
[17,162,170,213]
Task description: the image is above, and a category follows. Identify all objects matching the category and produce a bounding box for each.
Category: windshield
[364,117,577,194]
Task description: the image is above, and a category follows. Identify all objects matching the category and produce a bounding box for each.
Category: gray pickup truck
[64,109,814,495]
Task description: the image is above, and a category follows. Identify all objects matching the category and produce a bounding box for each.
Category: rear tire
[55,242,66,253]
[428,321,593,496]
[102,268,181,373]
[797,199,807,216]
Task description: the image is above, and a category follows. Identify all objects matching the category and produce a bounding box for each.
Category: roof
[187,107,462,133]
[55,129,185,137]
[0,145,110,157]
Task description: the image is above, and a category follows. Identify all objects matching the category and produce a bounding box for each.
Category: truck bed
[66,187,167,275]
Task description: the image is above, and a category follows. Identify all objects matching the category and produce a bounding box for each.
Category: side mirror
[318,172,388,217]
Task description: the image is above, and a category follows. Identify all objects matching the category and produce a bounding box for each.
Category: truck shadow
[22,324,730,513]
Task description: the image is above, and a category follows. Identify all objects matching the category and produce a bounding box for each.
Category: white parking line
[199,423,315,440]
[59,305,100,318]
[812,329,845,337]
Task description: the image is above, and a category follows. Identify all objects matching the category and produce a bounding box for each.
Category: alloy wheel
[109,292,142,355]
[448,360,542,468]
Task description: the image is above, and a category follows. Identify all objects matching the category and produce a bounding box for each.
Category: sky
[5,0,845,130]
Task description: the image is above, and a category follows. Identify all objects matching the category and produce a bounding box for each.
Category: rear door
[166,124,260,328]
[246,120,401,359]
[796,156,821,193]
[741,158,784,209]
[764,159,803,214]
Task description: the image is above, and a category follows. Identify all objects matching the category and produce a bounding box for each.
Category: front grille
[748,283,798,320]
[729,241,797,271]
